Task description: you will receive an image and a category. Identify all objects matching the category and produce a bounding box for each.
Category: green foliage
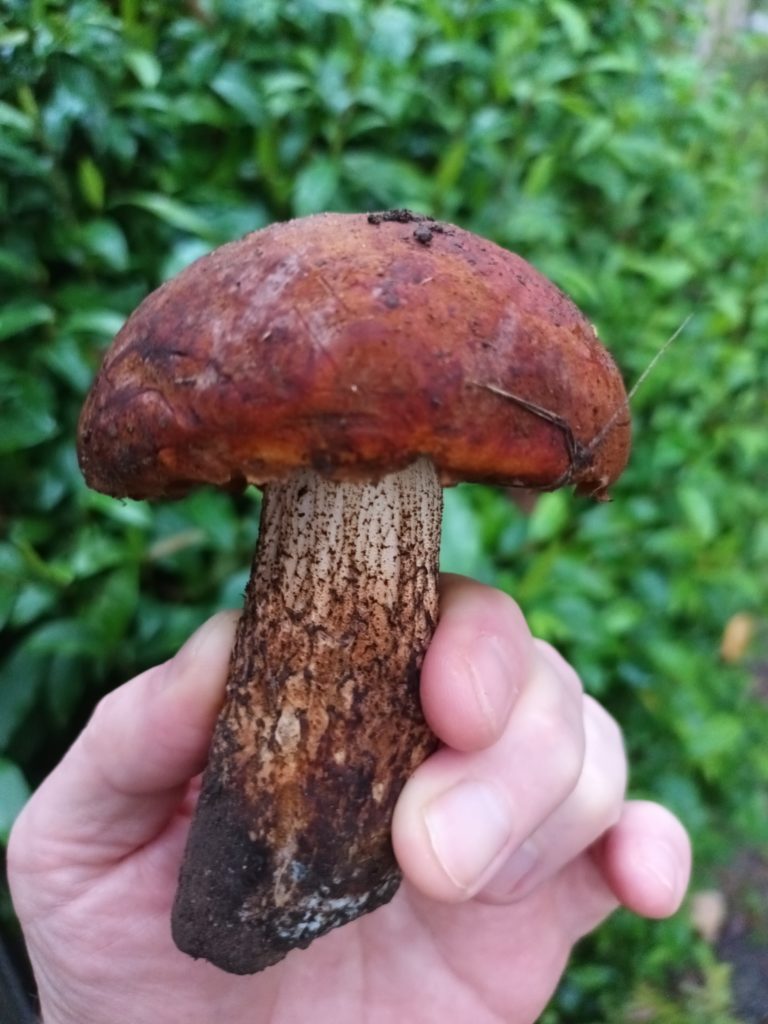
[2,0,767,1018]
[0,758,30,844]
[618,960,743,1024]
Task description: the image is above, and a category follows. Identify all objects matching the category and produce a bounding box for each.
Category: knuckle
[554,729,585,793]
[578,699,628,823]
[535,639,584,701]
[472,589,530,650]
[78,684,135,784]
[579,757,625,827]
[527,703,585,793]
[81,690,120,756]
[584,695,626,761]
[483,586,525,625]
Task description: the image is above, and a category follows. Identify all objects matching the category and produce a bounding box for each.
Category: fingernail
[169,612,238,685]
[478,839,540,901]
[424,779,513,893]
[176,615,223,660]
[466,636,515,734]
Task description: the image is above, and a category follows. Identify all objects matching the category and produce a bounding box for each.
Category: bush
[2,1,767,1017]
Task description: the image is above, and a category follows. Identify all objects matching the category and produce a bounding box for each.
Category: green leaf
[0,759,30,844]
[677,485,718,543]
[0,28,30,50]
[528,491,571,543]
[0,371,59,453]
[69,527,138,578]
[78,157,105,210]
[342,151,432,208]
[293,0,360,15]
[80,491,153,528]
[572,118,613,159]
[77,219,130,272]
[84,566,140,647]
[433,137,468,196]
[0,248,45,283]
[42,336,93,394]
[0,573,16,630]
[369,6,419,62]
[63,308,126,336]
[586,52,640,75]
[9,583,58,629]
[11,534,74,587]
[42,62,108,154]
[210,63,263,125]
[682,712,746,772]
[523,152,557,196]
[0,544,25,586]
[549,0,591,54]
[261,71,311,97]
[115,193,221,241]
[124,49,162,89]
[174,92,229,127]
[0,99,34,135]
[621,255,695,290]
[440,487,493,581]
[45,652,89,729]
[25,620,101,658]
[161,238,214,280]
[0,646,46,751]
[292,157,340,217]
[0,301,54,342]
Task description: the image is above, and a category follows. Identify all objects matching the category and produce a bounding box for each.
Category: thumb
[10,612,238,869]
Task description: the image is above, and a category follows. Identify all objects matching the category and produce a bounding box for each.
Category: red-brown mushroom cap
[77,211,630,499]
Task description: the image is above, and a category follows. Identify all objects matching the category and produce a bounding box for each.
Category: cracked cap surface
[77,211,631,499]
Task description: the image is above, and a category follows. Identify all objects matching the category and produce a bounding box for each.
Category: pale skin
[8,576,691,1024]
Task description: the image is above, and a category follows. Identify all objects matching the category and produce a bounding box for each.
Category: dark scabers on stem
[171,460,442,974]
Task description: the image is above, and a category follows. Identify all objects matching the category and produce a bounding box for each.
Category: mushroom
[77,210,631,974]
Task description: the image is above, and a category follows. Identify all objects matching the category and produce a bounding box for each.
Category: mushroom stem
[172,458,443,974]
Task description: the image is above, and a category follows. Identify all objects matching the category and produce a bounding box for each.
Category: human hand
[8,576,690,1024]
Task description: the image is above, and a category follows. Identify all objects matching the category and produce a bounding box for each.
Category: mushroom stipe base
[171,460,442,974]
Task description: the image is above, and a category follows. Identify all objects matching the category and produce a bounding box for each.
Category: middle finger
[393,640,586,902]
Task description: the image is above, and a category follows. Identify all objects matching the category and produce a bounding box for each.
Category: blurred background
[1,0,767,1019]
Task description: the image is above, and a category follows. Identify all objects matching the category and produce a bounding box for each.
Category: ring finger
[477,688,627,904]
